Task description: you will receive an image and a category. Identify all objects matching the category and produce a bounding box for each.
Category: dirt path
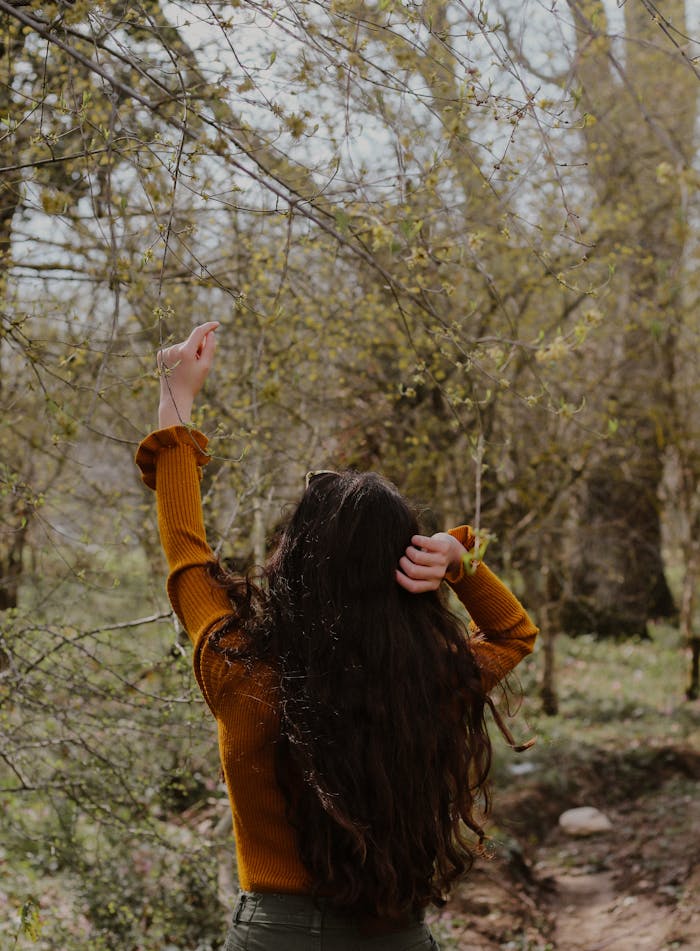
[537,830,700,951]
[549,868,667,950]
[536,804,700,951]
[537,769,700,951]
[429,754,700,950]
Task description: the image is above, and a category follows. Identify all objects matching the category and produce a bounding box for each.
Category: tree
[2,1,699,945]
[558,0,697,637]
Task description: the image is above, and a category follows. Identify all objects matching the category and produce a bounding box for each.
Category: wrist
[158,397,192,429]
[447,537,467,572]
[443,537,468,583]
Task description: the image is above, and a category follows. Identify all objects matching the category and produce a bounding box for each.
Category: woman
[135,322,538,950]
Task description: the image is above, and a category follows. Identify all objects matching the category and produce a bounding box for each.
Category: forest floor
[428,745,700,951]
[4,623,699,950]
[427,621,700,951]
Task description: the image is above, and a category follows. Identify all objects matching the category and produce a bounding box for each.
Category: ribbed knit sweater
[135,425,538,895]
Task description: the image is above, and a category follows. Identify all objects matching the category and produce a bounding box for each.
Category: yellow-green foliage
[1,2,699,946]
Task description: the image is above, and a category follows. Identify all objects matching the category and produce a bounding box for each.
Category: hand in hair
[157,322,219,428]
[396,532,467,593]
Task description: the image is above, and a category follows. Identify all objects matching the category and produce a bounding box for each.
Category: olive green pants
[223,891,440,950]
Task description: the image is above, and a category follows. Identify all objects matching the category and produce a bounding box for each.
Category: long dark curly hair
[210,470,492,917]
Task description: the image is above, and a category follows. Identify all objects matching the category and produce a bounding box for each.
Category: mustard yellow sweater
[136,426,538,895]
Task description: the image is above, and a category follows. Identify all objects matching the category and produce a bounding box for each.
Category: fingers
[395,569,441,594]
[410,533,452,554]
[158,322,220,370]
[398,541,448,585]
[397,552,445,581]
[398,551,440,574]
[395,532,460,595]
[402,544,446,568]
[185,321,220,356]
[195,325,218,365]
[402,534,452,568]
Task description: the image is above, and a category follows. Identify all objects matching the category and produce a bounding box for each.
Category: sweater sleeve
[446,525,538,693]
[135,426,237,711]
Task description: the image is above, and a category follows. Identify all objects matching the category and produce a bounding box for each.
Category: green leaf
[19,895,41,941]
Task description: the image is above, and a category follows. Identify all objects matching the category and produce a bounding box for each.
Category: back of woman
[136,323,538,949]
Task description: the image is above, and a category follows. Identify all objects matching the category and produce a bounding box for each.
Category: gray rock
[558,806,613,836]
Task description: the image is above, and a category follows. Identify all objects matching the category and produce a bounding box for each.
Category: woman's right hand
[396,532,466,593]
[157,322,219,428]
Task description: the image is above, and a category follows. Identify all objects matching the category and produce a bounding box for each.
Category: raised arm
[396,527,538,691]
[135,322,232,649]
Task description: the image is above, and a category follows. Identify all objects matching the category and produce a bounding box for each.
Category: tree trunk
[539,602,558,716]
[688,640,700,702]
[0,516,29,611]
[681,550,699,700]
[0,14,30,611]
[562,0,696,636]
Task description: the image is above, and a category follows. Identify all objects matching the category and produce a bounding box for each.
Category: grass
[495,622,697,766]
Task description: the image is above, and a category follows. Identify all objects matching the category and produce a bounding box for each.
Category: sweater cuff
[135,426,210,490]
[445,525,476,583]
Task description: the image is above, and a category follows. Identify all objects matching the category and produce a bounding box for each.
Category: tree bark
[562,0,696,636]
[0,13,30,611]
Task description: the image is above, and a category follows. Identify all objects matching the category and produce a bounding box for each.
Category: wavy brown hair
[210,470,492,917]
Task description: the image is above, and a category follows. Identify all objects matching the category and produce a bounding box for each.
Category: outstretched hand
[157,322,219,428]
[396,532,466,593]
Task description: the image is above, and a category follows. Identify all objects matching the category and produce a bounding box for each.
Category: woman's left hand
[396,532,466,593]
